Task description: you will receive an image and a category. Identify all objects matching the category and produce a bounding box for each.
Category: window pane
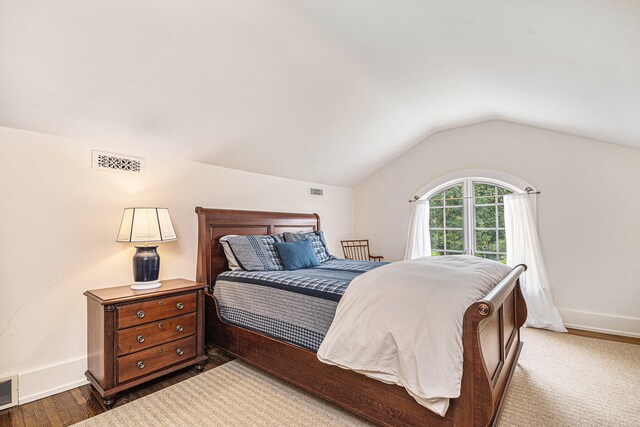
[430,183,465,256]
[445,185,463,206]
[445,207,463,228]
[497,186,513,203]
[430,208,444,228]
[476,230,497,252]
[432,250,444,256]
[497,204,504,227]
[475,183,496,196]
[444,251,463,255]
[445,230,463,251]
[478,253,498,261]
[430,191,444,207]
[431,230,444,250]
[474,183,496,205]
[476,197,494,205]
[499,254,507,264]
[498,230,506,252]
[475,206,497,228]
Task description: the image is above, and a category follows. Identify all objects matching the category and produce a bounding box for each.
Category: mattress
[213,258,385,351]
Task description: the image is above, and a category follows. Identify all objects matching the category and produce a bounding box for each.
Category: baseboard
[18,356,88,405]
[559,308,640,338]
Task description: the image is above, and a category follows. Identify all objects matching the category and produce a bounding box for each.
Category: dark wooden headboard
[195,207,320,289]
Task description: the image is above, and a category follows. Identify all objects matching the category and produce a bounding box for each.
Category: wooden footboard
[195,207,527,426]
[455,264,528,426]
[204,265,526,426]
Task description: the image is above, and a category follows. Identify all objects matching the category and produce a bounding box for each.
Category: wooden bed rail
[476,264,527,318]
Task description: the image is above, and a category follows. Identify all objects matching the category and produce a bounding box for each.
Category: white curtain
[404,200,431,260]
[504,194,567,332]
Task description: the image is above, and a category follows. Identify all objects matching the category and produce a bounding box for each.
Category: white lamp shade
[117,208,177,243]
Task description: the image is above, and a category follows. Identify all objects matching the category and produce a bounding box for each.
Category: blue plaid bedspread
[214,258,386,351]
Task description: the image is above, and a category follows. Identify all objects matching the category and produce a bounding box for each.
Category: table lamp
[117,208,177,290]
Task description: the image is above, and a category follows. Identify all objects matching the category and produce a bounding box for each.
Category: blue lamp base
[131,245,161,290]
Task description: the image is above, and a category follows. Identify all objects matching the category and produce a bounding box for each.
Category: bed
[214,258,384,352]
[195,207,527,427]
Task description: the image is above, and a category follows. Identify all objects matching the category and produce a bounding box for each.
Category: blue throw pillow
[274,240,320,270]
[283,230,334,263]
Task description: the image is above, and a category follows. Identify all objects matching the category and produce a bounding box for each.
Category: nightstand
[84,278,207,408]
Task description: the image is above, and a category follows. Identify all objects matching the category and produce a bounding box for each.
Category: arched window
[426,178,522,263]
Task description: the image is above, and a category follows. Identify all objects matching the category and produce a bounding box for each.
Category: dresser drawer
[116,313,197,356]
[117,336,196,384]
[116,293,196,329]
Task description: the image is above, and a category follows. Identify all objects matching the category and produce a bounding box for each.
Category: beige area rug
[76,329,640,426]
[499,329,639,426]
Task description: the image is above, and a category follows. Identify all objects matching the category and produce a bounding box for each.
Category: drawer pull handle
[176,303,184,310]
[136,335,145,343]
[136,310,145,319]
[176,325,184,332]
[137,361,145,369]
[176,348,184,356]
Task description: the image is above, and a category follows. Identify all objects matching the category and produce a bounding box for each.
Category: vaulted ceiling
[1,1,639,186]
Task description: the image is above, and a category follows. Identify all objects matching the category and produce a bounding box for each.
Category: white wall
[0,126,355,403]
[355,120,640,337]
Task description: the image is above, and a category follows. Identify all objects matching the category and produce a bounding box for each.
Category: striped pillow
[283,231,334,263]
[225,234,285,271]
[219,235,242,271]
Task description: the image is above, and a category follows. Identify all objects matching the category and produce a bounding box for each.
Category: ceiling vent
[308,187,324,197]
[92,150,145,174]
[0,375,18,411]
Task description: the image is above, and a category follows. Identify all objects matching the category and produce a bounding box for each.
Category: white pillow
[219,235,241,271]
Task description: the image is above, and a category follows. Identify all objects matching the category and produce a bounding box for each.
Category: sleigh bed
[195,207,527,426]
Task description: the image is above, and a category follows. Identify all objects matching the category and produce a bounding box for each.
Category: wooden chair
[340,239,383,262]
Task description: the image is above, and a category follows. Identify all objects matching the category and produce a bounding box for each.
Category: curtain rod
[408,187,541,203]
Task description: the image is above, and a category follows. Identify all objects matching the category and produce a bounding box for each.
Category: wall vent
[309,187,324,197]
[0,375,18,411]
[92,150,145,174]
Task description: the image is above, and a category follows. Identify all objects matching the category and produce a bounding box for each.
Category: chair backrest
[341,240,371,261]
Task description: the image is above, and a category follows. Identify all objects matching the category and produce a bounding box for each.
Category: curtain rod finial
[524,186,541,195]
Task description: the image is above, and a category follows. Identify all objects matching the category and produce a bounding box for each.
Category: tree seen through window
[428,180,513,263]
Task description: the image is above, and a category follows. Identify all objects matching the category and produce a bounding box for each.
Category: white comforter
[316,255,512,416]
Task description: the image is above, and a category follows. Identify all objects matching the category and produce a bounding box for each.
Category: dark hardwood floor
[566,328,640,345]
[0,347,234,427]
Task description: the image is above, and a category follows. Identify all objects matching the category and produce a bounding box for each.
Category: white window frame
[420,176,526,258]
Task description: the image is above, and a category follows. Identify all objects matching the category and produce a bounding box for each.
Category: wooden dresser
[84,279,207,408]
